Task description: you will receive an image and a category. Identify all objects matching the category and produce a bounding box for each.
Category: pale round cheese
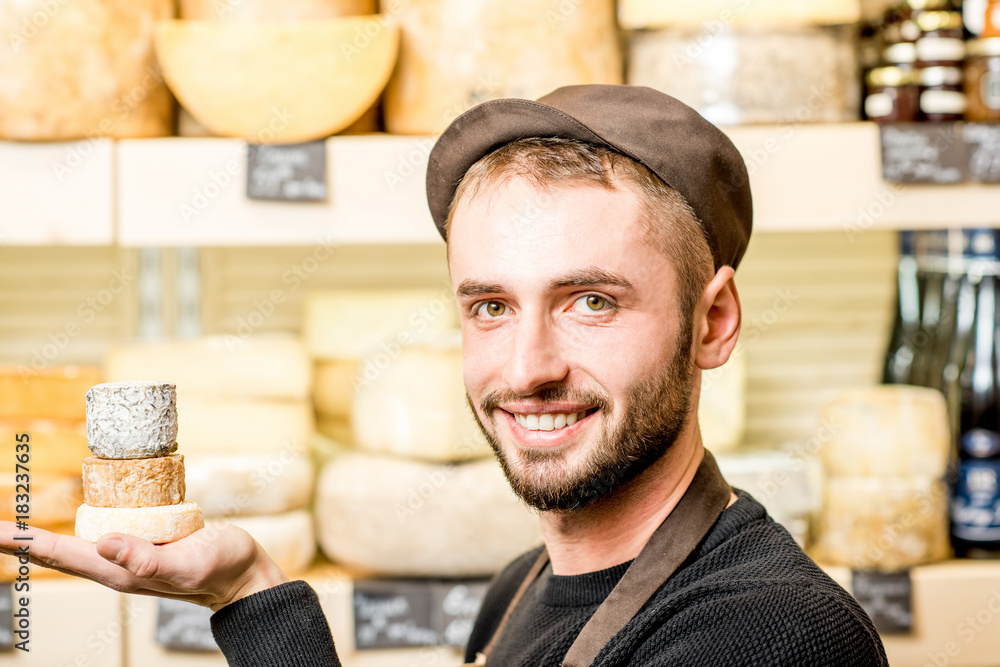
[819,386,950,478]
[313,360,359,420]
[0,0,174,140]
[0,366,102,420]
[75,501,205,544]
[105,335,311,401]
[0,474,82,527]
[82,455,185,508]
[316,452,542,577]
[352,333,491,463]
[177,396,314,456]
[86,382,178,459]
[180,0,375,20]
[212,510,316,575]
[184,453,314,517]
[814,475,949,572]
[154,17,399,143]
[383,0,623,134]
[0,419,89,476]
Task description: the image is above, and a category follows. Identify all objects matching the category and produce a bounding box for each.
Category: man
[1,85,887,666]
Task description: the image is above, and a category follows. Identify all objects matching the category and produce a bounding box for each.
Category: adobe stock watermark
[6,0,70,54]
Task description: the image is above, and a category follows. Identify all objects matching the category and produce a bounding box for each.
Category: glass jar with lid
[915,11,967,66]
[921,65,968,121]
[866,66,922,122]
[966,38,1000,121]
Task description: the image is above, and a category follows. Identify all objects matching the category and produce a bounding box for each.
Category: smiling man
[1,85,887,666]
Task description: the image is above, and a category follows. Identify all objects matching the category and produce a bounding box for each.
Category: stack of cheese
[305,288,542,577]
[813,386,951,571]
[104,335,317,574]
[76,382,204,543]
[0,367,98,579]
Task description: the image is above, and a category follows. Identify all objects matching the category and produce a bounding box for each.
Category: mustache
[479,385,612,417]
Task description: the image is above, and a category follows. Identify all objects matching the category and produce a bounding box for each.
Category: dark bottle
[912,230,949,387]
[884,231,923,384]
[951,231,1000,558]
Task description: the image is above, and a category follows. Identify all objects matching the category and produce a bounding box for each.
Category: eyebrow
[455,267,634,300]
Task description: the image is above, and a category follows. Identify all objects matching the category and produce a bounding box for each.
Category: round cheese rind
[185,454,314,517]
[75,502,205,544]
[85,382,178,459]
[0,366,102,420]
[212,510,316,575]
[82,455,185,508]
[177,396,314,456]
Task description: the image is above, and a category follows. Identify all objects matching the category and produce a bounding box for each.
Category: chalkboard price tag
[0,584,12,651]
[880,123,967,184]
[353,579,490,650]
[155,598,220,652]
[965,123,1000,183]
[246,140,328,202]
[851,570,913,635]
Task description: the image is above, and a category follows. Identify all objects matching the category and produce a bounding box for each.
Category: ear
[692,267,741,371]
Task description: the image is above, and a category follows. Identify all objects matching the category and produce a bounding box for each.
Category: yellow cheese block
[105,334,311,401]
[0,419,89,476]
[813,475,950,572]
[819,386,950,478]
[82,455,185,508]
[384,0,622,134]
[313,360,359,420]
[0,0,174,140]
[75,501,204,544]
[303,287,459,361]
[213,510,316,574]
[0,366,102,420]
[185,453,314,517]
[154,17,399,143]
[0,474,82,527]
[617,0,861,28]
[178,396,314,456]
[180,0,375,20]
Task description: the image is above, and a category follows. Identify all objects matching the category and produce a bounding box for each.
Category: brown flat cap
[425,84,753,270]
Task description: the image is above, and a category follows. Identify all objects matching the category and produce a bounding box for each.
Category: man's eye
[573,295,611,312]
[477,301,507,317]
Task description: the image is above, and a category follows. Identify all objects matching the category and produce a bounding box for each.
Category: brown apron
[463,449,732,667]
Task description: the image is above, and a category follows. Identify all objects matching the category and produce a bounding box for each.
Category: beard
[469,334,695,512]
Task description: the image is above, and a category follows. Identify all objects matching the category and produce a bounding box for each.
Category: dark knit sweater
[211,490,888,667]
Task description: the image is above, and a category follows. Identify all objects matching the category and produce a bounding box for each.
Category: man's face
[449,176,697,511]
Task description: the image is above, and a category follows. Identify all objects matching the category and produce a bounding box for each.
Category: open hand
[0,521,289,612]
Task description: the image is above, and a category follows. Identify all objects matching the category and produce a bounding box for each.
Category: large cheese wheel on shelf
[813,476,949,572]
[213,510,316,575]
[105,335,311,400]
[154,17,399,143]
[0,366,102,420]
[303,288,459,361]
[352,333,491,463]
[818,386,951,478]
[0,0,174,140]
[715,448,821,524]
[384,0,622,134]
[180,0,375,20]
[0,419,89,476]
[185,453,314,517]
[0,474,82,527]
[316,452,541,577]
[177,396,314,456]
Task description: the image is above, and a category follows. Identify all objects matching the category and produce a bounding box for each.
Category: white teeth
[515,411,589,431]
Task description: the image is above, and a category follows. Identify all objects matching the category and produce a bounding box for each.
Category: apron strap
[476,449,731,667]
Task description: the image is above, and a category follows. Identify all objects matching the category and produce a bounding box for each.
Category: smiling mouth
[510,408,599,432]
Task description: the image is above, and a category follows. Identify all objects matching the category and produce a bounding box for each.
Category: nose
[502,311,570,396]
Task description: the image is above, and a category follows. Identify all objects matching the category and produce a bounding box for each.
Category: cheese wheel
[82,455,185,508]
[618,0,861,28]
[303,288,459,361]
[313,360,359,420]
[86,382,178,459]
[0,474,82,527]
[0,0,174,140]
[0,366,102,420]
[316,453,542,576]
[383,0,622,135]
[105,335,311,401]
[75,502,204,544]
[715,448,821,524]
[185,453,314,517]
[177,396,314,456]
[352,333,491,462]
[814,476,949,572]
[180,0,375,20]
[698,347,747,453]
[0,419,89,475]
[818,386,951,478]
[213,511,316,574]
[154,17,399,143]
